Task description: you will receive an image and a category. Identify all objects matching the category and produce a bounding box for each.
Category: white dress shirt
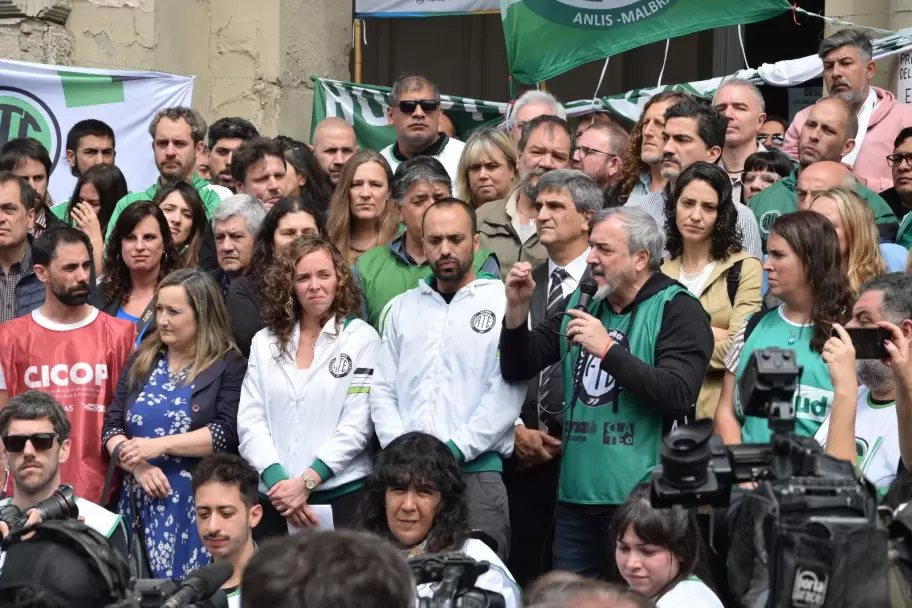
[547,247,591,298]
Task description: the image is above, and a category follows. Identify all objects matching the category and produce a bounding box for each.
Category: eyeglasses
[575,146,616,160]
[757,134,785,146]
[397,99,440,114]
[887,153,912,168]
[2,433,58,453]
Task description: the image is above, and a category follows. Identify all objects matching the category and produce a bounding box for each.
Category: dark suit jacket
[520,262,591,434]
[102,349,246,454]
[226,275,264,359]
[88,282,157,341]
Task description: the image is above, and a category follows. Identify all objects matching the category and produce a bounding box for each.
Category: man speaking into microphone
[499,206,713,578]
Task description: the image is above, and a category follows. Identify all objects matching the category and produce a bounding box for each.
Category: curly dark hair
[354,432,469,553]
[101,201,180,305]
[664,161,742,261]
[260,234,362,359]
[769,211,853,352]
[617,91,688,199]
[248,195,327,294]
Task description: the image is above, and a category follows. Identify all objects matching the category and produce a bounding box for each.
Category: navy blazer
[102,349,246,454]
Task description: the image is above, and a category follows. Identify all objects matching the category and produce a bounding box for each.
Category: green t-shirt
[734,306,834,443]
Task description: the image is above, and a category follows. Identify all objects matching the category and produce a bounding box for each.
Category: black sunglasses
[397,99,440,114]
[2,433,58,453]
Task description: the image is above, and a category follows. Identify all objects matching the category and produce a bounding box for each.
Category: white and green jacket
[239,315,380,501]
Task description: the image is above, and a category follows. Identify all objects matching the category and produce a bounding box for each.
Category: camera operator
[354,431,521,608]
[240,529,414,608]
[815,273,910,494]
[0,391,127,556]
[500,206,713,577]
[191,454,263,608]
[714,211,854,446]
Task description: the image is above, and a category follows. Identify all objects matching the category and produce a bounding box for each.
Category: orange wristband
[601,339,613,360]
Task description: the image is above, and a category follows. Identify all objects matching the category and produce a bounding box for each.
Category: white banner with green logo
[355,0,499,17]
[0,59,194,204]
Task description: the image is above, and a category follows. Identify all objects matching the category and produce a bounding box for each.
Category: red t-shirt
[0,308,135,503]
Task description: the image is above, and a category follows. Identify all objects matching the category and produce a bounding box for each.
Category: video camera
[650,347,890,607]
[108,561,233,608]
[408,553,506,608]
[0,484,79,534]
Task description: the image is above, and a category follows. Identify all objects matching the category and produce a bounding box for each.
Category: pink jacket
[783,87,912,192]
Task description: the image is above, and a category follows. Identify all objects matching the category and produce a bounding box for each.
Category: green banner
[500,0,792,83]
[310,77,507,151]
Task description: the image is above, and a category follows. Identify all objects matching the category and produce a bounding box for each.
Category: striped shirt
[626,187,763,258]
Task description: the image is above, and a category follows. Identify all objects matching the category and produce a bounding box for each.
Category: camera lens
[660,420,713,490]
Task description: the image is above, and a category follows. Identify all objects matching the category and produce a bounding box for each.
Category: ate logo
[0,87,61,171]
[328,354,353,378]
[574,328,628,408]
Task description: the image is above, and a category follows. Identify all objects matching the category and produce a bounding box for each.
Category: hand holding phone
[835,327,890,360]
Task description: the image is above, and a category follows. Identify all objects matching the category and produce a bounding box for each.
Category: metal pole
[354,19,363,84]
[538,80,547,92]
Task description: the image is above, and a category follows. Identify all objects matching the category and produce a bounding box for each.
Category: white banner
[354,0,498,17]
[0,59,194,204]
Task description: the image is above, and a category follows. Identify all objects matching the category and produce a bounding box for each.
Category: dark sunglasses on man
[2,433,58,453]
[397,99,440,114]
[757,134,785,146]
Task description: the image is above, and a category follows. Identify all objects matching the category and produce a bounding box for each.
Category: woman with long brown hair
[326,150,400,265]
[238,235,380,539]
[714,211,853,445]
[90,202,180,345]
[102,269,245,579]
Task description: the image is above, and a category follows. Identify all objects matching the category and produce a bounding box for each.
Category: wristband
[601,339,614,360]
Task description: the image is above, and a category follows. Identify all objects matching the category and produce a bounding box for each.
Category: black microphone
[161,561,234,608]
[575,278,599,312]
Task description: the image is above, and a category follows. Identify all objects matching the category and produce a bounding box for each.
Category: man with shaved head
[749,96,896,249]
[310,117,358,186]
[795,161,858,210]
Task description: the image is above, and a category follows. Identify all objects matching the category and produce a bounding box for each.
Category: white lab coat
[238,316,380,492]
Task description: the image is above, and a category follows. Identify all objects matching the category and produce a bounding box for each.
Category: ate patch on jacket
[470,310,497,334]
[328,353,353,378]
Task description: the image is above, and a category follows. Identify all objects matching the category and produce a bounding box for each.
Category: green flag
[501,0,792,83]
[310,77,507,150]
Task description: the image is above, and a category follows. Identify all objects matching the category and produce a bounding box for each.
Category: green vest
[896,212,912,248]
[49,200,70,221]
[104,174,223,242]
[358,245,498,331]
[750,169,897,248]
[735,307,834,443]
[557,283,693,505]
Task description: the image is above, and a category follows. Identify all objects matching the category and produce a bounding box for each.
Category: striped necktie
[537,268,569,432]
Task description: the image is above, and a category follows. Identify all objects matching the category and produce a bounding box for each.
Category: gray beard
[856,359,893,393]
[831,87,866,108]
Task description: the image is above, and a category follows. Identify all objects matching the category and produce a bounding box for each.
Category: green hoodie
[749,168,897,250]
[104,173,224,242]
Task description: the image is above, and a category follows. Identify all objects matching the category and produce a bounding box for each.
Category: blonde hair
[327,150,400,264]
[811,187,887,294]
[128,269,239,388]
[456,128,519,209]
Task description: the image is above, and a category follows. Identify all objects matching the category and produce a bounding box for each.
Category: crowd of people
[0,26,911,608]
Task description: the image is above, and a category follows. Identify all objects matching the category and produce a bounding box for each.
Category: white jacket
[380,137,465,196]
[370,277,524,461]
[238,316,380,493]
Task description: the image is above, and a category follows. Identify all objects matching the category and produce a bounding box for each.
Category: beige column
[0,0,73,64]
[64,0,352,141]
